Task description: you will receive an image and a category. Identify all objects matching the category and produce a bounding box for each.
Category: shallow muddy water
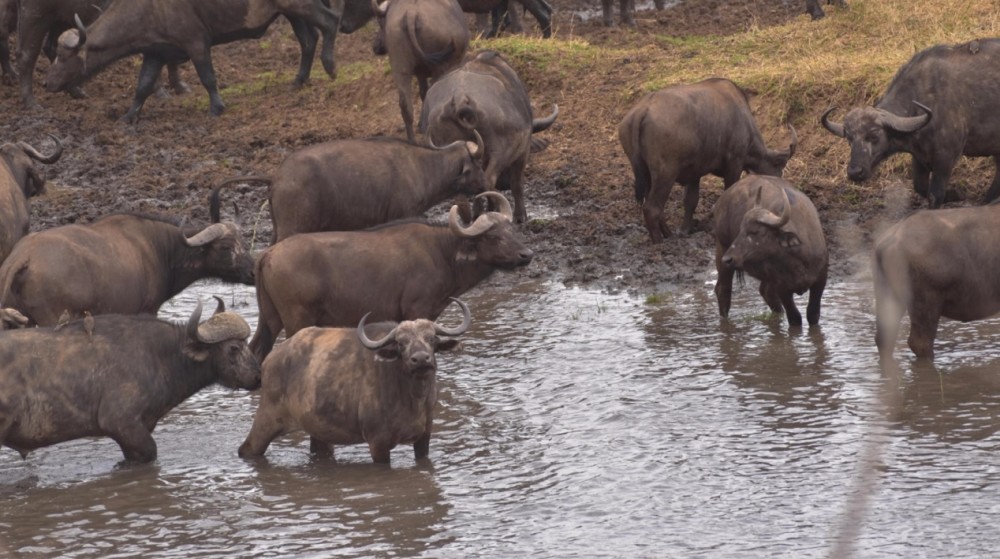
[3,276,1000,558]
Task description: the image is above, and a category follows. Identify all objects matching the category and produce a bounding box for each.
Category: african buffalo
[372,0,469,143]
[212,131,486,243]
[805,0,847,20]
[713,175,827,327]
[822,39,1000,208]
[0,300,260,464]
[239,298,470,463]
[250,191,532,361]
[873,203,1000,359]
[43,0,342,123]
[14,0,187,109]
[421,50,559,224]
[0,214,254,326]
[0,135,62,264]
[619,77,797,243]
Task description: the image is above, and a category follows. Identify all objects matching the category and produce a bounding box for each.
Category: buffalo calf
[713,175,827,327]
[240,299,470,463]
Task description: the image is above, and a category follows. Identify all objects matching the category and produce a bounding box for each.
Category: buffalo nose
[722,254,734,268]
[519,248,534,263]
[847,166,865,182]
[409,351,432,368]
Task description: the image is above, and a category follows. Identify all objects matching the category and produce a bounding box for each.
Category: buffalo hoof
[68,86,88,100]
[120,111,141,125]
[209,102,226,117]
[171,81,192,95]
[321,55,337,80]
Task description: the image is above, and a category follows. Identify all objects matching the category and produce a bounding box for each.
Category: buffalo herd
[0,0,996,469]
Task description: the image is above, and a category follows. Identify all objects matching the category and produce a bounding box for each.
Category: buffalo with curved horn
[821,38,1000,207]
[240,298,470,463]
[213,130,486,243]
[250,191,531,361]
[0,135,63,263]
[0,213,254,326]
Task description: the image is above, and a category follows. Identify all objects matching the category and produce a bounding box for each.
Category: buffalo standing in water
[713,175,827,327]
[239,299,470,464]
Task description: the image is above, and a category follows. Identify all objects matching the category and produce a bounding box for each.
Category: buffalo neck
[412,145,469,207]
[432,229,497,301]
[160,326,223,413]
[142,222,213,299]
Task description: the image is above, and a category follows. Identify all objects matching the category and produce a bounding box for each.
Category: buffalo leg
[643,165,678,242]
[906,295,940,359]
[620,0,635,26]
[415,75,430,133]
[396,75,416,143]
[601,0,614,26]
[121,56,166,124]
[166,64,190,94]
[680,179,700,235]
[190,47,226,117]
[368,439,392,464]
[508,158,529,224]
[714,245,735,318]
[306,0,341,79]
[110,423,158,463]
[413,431,431,461]
[927,158,957,209]
[805,0,825,19]
[805,269,826,326]
[522,0,552,38]
[310,437,334,458]
[874,276,905,360]
[1,30,14,86]
[779,290,802,327]
[912,158,930,198]
[14,10,46,109]
[982,156,1000,204]
[758,282,784,314]
[238,412,284,458]
[288,16,319,88]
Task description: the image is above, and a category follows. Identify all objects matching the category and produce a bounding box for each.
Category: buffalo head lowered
[44,14,88,93]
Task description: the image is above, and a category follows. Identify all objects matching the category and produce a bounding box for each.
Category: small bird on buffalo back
[83,311,94,339]
[54,310,72,331]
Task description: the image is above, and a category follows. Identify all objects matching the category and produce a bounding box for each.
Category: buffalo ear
[779,231,801,248]
[183,342,211,362]
[375,346,400,362]
[436,338,462,353]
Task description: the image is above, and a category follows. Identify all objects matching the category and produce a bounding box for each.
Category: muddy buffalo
[372,0,469,143]
[619,77,796,243]
[713,175,827,327]
[421,50,558,224]
[0,300,260,464]
[43,0,341,123]
[240,298,470,463]
[805,0,847,20]
[822,39,1000,208]
[873,203,1000,359]
[212,132,486,243]
[250,191,532,361]
[0,214,254,326]
[0,135,62,263]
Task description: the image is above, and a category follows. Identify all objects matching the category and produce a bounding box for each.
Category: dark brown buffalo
[0,135,62,263]
[822,39,1000,208]
[805,0,847,20]
[43,0,341,123]
[239,298,470,463]
[619,77,796,243]
[0,300,260,464]
[212,132,486,243]
[0,214,254,326]
[873,203,1000,359]
[250,191,532,361]
[713,175,827,327]
[372,0,469,143]
[421,50,559,224]
[14,0,187,109]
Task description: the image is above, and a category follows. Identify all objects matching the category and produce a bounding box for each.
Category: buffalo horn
[196,312,251,344]
[477,191,513,221]
[372,0,389,17]
[531,104,559,133]
[212,295,226,315]
[427,136,466,151]
[434,298,472,337]
[185,223,228,246]
[17,134,63,164]
[449,192,513,238]
[784,124,798,159]
[879,101,932,133]
[820,107,845,138]
[357,312,399,349]
[755,184,791,229]
[74,13,87,48]
[186,300,204,341]
[466,129,485,159]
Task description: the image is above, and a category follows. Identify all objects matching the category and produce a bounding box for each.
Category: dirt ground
[0,0,967,296]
